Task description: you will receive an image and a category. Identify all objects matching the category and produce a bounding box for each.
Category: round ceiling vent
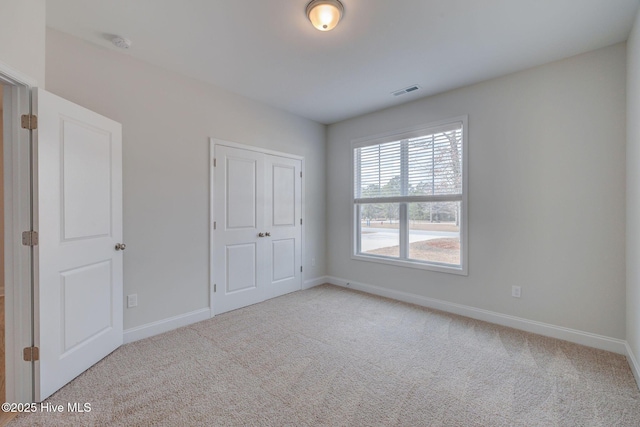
[111,36,132,49]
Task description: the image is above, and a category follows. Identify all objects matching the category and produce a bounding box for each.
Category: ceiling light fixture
[306,0,344,32]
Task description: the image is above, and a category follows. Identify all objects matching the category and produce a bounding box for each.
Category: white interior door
[213,144,302,315]
[264,155,302,299]
[213,145,266,314]
[33,88,123,401]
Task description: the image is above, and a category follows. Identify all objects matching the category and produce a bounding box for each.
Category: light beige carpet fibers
[11,284,640,426]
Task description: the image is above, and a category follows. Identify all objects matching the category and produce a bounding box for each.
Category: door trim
[0,61,37,403]
[209,138,305,318]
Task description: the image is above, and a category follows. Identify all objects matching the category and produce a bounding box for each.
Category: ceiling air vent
[392,85,421,97]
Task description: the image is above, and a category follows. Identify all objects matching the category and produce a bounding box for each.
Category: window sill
[351,253,468,276]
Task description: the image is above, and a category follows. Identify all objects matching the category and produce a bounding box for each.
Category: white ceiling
[47,0,639,124]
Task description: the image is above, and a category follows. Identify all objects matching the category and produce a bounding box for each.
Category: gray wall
[45,29,327,330]
[628,10,640,371]
[0,0,46,86]
[327,43,627,339]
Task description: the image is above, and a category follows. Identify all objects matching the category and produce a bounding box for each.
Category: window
[352,117,467,275]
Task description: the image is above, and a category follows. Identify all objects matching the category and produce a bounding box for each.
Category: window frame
[350,116,468,276]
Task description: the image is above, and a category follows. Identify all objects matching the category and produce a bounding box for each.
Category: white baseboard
[123,308,211,344]
[326,276,627,355]
[303,276,329,290]
[626,342,640,390]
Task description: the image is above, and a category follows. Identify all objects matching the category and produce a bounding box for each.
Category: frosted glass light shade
[306,0,344,31]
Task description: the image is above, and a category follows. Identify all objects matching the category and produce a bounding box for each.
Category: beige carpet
[10,284,640,426]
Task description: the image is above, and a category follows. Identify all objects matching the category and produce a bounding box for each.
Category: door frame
[209,138,305,317]
[0,60,37,403]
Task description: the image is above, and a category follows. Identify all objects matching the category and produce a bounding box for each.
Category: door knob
[258,233,265,238]
[265,232,271,237]
[115,243,127,251]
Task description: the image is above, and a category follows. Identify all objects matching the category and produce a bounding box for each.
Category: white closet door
[213,145,266,314]
[264,154,302,299]
[212,144,302,315]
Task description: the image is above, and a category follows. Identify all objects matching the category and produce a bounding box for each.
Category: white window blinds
[354,122,463,202]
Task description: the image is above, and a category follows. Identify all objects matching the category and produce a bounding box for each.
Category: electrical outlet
[511,286,521,298]
[127,294,138,308]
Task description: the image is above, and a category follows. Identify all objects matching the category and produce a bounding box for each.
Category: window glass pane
[359,203,400,258]
[355,124,463,201]
[408,128,462,196]
[408,201,461,265]
[355,141,402,199]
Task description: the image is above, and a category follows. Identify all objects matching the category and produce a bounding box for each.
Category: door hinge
[300,171,302,178]
[21,114,37,130]
[300,266,303,273]
[213,158,217,167]
[214,284,217,293]
[300,218,302,225]
[213,221,216,230]
[23,346,39,362]
[22,231,39,246]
